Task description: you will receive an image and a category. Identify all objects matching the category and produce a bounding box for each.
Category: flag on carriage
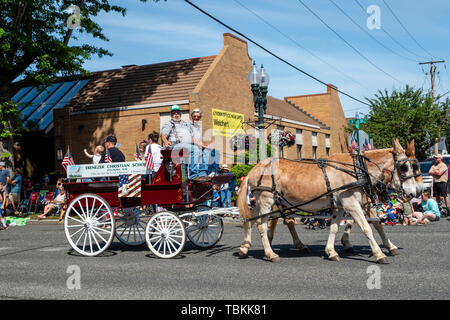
[61,147,75,173]
[118,174,141,198]
[363,138,372,151]
[350,136,358,153]
[135,144,141,161]
[144,150,154,171]
[104,148,113,163]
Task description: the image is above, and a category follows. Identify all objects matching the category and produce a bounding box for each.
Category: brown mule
[238,139,421,263]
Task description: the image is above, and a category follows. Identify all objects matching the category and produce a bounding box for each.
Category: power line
[231,0,372,93]
[296,0,405,85]
[183,0,371,107]
[381,0,436,59]
[328,0,418,63]
[354,0,428,60]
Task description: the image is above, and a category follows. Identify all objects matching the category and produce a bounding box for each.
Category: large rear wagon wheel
[145,211,186,258]
[64,193,115,257]
[114,207,152,246]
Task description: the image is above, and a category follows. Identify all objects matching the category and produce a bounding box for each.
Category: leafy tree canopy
[0,0,163,165]
[357,86,449,160]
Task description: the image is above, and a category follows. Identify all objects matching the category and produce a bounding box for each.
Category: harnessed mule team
[237,139,424,264]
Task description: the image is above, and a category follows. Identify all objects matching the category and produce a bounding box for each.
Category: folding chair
[25,192,40,216]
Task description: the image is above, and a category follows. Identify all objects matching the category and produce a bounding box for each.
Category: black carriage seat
[188,173,234,184]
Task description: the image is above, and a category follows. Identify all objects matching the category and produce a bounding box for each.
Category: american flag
[145,149,154,171]
[105,148,112,163]
[135,144,141,161]
[61,148,75,172]
[118,174,141,198]
[363,138,372,151]
[349,135,358,153]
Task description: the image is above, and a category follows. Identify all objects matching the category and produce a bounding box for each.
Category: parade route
[0,218,449,300]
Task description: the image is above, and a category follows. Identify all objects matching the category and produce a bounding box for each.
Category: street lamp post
[248,61,269,162]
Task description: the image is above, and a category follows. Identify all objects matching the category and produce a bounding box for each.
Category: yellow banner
[212,108,245,137]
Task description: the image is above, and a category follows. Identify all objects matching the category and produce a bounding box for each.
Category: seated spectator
[399,194,415,225]
[24,178,33,200]
[37,184,66,220]
[57,204,68,223]
[412,191,440,224]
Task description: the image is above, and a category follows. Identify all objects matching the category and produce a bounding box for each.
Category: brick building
[11,33,350,177]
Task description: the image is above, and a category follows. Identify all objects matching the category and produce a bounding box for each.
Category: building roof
[11,79,90,133]
[67,56,216,112]
[266,96,329,129]
[10,55,216,132]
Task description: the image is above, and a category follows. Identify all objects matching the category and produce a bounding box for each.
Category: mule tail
[238,176,252,220]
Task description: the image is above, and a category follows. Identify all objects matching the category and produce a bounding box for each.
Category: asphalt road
[0,217,449,300]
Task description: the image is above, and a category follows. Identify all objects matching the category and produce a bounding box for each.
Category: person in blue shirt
[219,165,235,208]
[413,191,440,224]
[212,185,221,208]
[9,168,22,213]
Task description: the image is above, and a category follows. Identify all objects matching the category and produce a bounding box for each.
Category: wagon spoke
[70,207,86,223]
[71,227,85,242]
[167,236,181,247]
[166,239,173,255]
[90,230,101,252]
[77,200,88,221]
[66,223,85,228]
[88,231,94,254]
[89,198,96,218]
[82,231,88,252]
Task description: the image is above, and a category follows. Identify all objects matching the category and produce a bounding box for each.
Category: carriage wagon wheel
[145,211,186,258]
[182,205,224,249]
[114,207,152,246]
[64,193,115,257]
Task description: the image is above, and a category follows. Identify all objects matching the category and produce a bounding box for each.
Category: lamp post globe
[259,64,270,88]
[248,61,261,86]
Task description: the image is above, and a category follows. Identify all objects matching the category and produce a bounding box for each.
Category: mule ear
[393,138,404,155]
[406,139,415,157]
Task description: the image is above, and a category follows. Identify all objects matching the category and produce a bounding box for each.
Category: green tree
[359,86,449,160]
[0,0,163,166]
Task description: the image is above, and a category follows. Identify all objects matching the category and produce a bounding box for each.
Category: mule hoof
[298,247,310,254]
[377,257,389,264]
[390,249,400,256]
[344,247,355,254]
[238,249,248,259]
[329,255,340,262]
[270,256,280,262]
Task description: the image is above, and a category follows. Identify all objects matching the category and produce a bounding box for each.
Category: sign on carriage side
[66,161,149,179]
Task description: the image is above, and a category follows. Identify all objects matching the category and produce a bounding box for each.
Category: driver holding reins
[160,105,206,181]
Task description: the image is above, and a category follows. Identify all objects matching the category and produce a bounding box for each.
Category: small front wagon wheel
[145,212,186,258]
[186,214,223,249]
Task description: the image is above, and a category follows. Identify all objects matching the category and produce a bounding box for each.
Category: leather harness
[246,153,420,222]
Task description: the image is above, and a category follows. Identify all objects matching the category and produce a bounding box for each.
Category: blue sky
[73,0,450,117]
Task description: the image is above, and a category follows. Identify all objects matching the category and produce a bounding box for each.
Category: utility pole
[419,60,445,155]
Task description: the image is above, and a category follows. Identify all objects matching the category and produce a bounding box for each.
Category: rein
[246,151,418,223]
